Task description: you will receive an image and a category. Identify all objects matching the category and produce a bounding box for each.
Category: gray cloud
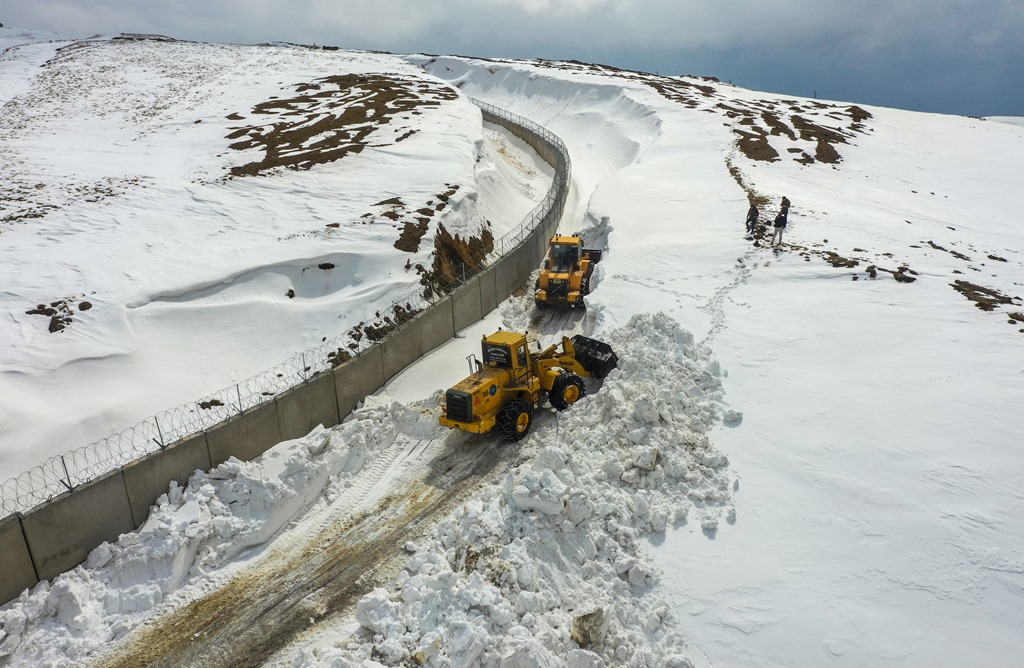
[1,0,1021,115]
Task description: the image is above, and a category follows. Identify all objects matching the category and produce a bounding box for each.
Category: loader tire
[549,373,586,411]
[497,398,532,441]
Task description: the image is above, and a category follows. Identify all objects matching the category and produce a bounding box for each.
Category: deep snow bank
[0,311,736,668]
[0,399,431,666]
[284,311,736,667]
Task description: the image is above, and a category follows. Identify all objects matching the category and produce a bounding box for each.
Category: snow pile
[291,312,735,667]
[0,311,736,668]
[0,401,427,666]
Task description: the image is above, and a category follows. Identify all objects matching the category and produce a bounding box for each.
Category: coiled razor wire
[0,98,571,516]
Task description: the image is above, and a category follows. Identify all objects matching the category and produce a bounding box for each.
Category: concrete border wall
[1,99,570,604]
[206,403,283,468]
[334,346,385,418]
[122,433,212,527]
[479,266,499,315]
[452,277,483,332]
[276,373,341,442]
[0,514,36,603]
[20,469,136,582]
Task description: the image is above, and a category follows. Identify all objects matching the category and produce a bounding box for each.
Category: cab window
[516,344,527,367]
[551,244,578,271]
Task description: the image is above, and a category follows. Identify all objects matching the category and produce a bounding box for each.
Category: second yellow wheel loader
[534,235,603,309]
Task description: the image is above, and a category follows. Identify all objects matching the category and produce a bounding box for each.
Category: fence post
[59,456,73,493]
[153,416,166,450]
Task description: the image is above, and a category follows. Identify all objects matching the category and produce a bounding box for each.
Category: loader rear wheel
[549,373,585,411]
[497,398,532,441]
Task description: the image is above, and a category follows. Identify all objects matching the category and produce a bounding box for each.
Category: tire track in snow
[97,301,585,667]
[95,432,520,668]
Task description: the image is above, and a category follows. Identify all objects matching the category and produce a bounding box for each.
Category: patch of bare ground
[390,186,460,252]
[733,129,780,162]
[24,295,93,333]
[781,241,918,283]
[357,303,421,342]
[927,239,971,261]
[789,115,846,164]
[778,234,1022,335]
[874,265,918,282]
[950,280,1021,311]
[322,303,425,365]
[726,157,778,242]
[761,111,796,140]
[727,103,866,164]
[225,74,458,177]
[726,157,773,243]
[395,220,431,252]
[419,222,495,298]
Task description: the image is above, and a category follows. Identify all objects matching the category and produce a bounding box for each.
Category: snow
[3,27,1024,668]
[0,33,547,477]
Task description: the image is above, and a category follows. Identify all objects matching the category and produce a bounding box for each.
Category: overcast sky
[2,0,1021,117]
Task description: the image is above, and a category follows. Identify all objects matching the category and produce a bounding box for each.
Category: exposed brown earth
[950,280,1020,311]
[391,187,460,253]
[24,296,91,333]
[225,74,458,177]
[419,222,496,298]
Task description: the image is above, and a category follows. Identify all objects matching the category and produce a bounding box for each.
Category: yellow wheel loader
[439,330,618,441]
[534,235,603,309]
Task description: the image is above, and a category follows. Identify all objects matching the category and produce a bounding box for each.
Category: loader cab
[549,239,580,272]
[481,331,531,379]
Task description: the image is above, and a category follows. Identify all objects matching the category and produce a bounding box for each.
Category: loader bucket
[582,248,603,264]
[571,334,618,379]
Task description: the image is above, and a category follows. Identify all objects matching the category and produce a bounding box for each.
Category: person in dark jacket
[745,204,759,235]
[781,196,791,210]
[771,208,788,246]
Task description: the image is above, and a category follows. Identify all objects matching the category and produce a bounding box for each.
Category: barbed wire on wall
[0,99,572,517]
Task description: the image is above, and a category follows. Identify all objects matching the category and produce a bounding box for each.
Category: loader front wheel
[549,373,586,411]
[497,398,532,441]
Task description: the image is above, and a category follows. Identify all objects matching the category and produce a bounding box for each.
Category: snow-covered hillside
[0,30,545,478]
[2,28,1024,668]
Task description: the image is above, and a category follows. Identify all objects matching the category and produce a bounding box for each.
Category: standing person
[771,207,788,247]
[745,204,759,236]
[781,195,791,210]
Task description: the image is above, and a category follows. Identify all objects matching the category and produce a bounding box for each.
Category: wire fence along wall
[0,99,572,517]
